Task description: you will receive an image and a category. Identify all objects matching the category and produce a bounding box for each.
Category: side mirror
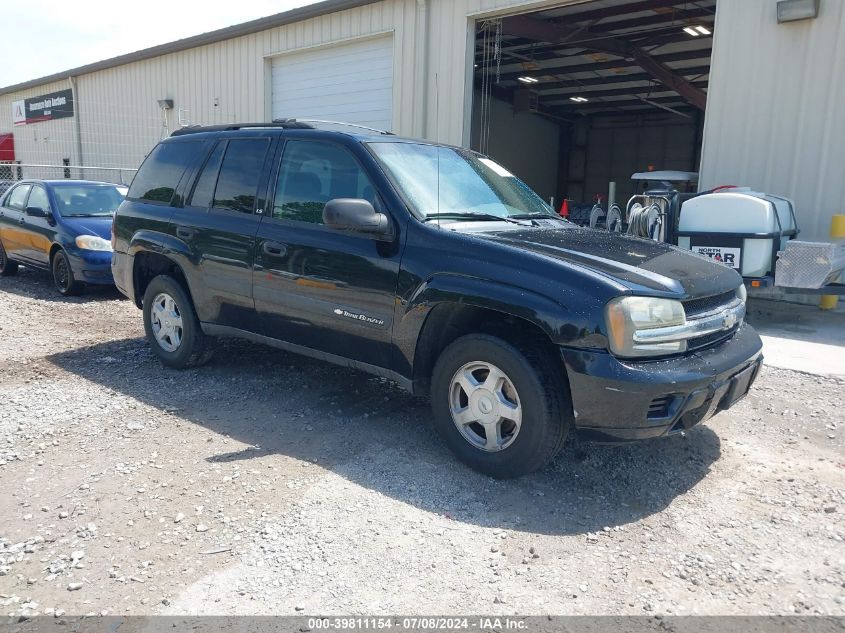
[323,198,392,240]
[25,206,47,218]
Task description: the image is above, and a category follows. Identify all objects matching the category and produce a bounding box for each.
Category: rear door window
[212,139,270,214]
[189,142,225,209]
[6,184,32,210]
[128,141,201,204]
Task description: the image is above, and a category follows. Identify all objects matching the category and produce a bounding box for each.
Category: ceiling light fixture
[517,76,539,84]
[570,96,589,103]
[695,25,712,35]
[683,26,700,36]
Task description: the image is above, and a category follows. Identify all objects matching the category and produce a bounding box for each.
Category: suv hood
[473,225,740,298]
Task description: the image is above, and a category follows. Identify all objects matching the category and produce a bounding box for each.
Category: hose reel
[589,203,624,232]
[627,202,663,240]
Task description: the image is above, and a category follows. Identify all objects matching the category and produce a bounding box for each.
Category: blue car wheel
[52,250,83,296]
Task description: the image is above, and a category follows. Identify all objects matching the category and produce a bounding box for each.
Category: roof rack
[170,119,314,136]
[292,119,393,135]
[170,118,393,137]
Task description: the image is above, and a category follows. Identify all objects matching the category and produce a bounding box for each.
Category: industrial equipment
[579,171,845,296]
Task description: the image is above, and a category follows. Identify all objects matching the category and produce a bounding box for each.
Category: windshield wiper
[423,212,528,225]
[509,213,565,221]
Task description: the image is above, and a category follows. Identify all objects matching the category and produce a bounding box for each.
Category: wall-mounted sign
[12,88,74,126]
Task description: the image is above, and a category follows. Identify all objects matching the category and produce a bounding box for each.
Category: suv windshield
[52,184,125,217]
[367,142,557,220]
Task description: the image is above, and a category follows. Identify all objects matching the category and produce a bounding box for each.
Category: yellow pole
[820,214,845,310]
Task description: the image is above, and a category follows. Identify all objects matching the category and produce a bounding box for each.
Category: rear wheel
[430,334,571,478]
[142,274,213,368]
[0,241,18,276]
[52,250,82,296]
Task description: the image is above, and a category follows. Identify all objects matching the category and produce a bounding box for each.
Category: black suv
[112,121,762,478]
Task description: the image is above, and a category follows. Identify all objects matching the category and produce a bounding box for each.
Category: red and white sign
[12,100,25,126]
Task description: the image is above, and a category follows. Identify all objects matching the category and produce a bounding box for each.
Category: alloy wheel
[449,361,523,452]
[150,292,184,352]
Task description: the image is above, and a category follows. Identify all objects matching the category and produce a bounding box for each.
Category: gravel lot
[1,267,844,618]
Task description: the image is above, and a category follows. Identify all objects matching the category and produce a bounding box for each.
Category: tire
[430,334,571,479]
[52,250,83,296]
[0,241,19,276]
[142,274,214,369]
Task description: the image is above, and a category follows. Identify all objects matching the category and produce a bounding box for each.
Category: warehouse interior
[470,0,716,219]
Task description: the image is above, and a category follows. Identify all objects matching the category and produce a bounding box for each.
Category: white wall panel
[700,0,845,242]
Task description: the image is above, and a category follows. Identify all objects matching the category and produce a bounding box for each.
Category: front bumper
[561,324,763,442]
[67,250,114,286]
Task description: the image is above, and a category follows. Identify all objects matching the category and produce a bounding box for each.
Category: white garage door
[271,35,394,132]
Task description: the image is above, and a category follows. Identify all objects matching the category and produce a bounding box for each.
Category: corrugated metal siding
[0,0,632,173]
[701,0,845,242]
[0,0,422,171]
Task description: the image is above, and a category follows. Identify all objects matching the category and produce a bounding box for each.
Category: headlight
[605,296,687,358]
[75,235,112,252]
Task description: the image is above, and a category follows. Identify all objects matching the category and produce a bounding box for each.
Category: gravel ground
[1,267,844,618]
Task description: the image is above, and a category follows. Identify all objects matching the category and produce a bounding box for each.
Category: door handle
[262,241,287,257]
[176,226,196,240]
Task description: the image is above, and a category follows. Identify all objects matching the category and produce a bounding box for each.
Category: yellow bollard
[820,214,845,310]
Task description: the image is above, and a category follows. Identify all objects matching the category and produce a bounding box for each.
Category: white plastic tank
[677,190,796,278]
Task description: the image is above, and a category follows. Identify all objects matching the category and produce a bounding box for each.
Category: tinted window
[212,139,270,214]
[273,140,377,224]
[189,142,225,209]
[128,141,200,204]
[6,184,31,210]
[27,186,50,212]
[52,185,125,217]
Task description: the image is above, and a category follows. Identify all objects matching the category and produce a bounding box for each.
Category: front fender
[393,273,607,382]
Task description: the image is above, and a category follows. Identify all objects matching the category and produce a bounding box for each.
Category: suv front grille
[687,324,740,351]
[682,290,736,318]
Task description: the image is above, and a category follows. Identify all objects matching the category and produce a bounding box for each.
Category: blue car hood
[61,216,113,240]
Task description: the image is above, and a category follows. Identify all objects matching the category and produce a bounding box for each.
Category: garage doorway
[470,0,715,222]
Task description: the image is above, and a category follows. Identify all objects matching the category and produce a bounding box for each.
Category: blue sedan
[0,180,126,295]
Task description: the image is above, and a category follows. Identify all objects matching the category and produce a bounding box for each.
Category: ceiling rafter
[542,0,714,26]
[515,65,711,91]
[500,14,708,110]
[494,48,712,83]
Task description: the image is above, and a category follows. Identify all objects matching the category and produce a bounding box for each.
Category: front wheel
[52,250,82,296]
[142,274,213,368]
[430,334,571,478]
[0,241,19,276]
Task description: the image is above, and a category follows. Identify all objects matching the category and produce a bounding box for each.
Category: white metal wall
[0,0,426,173]
[700,0,845,243]
[0,0,584,175]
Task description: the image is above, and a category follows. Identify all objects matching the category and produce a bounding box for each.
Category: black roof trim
[0,0,379,96]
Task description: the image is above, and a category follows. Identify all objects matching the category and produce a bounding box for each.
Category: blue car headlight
[75,235,112,252]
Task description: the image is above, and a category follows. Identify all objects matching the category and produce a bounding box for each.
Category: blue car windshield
[52,185,125,217]
[367,141,555,220]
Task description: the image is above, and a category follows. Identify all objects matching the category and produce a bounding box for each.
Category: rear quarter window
[128,141,202,204]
